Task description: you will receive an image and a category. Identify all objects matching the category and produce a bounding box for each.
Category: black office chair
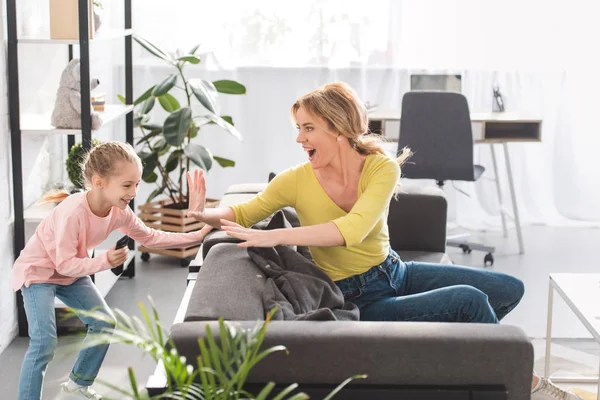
[397,91,494,266]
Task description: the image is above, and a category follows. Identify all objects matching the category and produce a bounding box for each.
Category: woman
[187,82,580,400]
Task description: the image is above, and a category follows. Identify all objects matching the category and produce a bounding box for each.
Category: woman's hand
[220,219,280,248]
[186,169,207,220]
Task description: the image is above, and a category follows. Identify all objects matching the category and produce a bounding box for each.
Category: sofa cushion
[185,243,266,322]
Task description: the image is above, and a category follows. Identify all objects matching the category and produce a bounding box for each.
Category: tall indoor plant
[125,34,246,207]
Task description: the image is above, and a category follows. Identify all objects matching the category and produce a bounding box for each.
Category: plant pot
[137,197,219,264]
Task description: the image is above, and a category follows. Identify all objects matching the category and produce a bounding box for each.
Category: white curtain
[128,0,600,228]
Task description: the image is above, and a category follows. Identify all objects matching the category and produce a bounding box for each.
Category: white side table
[544,273,600,398]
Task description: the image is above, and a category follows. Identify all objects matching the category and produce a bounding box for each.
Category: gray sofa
[148,185,533,400]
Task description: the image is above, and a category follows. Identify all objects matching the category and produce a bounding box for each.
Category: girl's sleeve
[118,206,206,249]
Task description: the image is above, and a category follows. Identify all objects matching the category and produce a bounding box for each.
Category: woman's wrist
[270,229,285,246]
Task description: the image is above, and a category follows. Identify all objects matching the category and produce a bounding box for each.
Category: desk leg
[503,143,525,254]
[490,144,508,238]
[544,281,554,378]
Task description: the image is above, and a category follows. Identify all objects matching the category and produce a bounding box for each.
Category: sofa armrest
[389,186,447,253]
[170,320,532,400]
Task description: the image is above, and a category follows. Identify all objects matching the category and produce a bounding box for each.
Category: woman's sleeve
[332,159,400,247]
[229,168,297,227]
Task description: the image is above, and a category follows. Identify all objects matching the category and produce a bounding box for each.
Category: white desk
[369,108,543,254]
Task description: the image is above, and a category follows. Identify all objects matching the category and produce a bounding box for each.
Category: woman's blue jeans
[335,249,525,323]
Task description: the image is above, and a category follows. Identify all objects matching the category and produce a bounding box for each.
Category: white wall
[0,0,17,354]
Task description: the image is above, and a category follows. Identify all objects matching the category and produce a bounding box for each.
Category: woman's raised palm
[186,169,206,219]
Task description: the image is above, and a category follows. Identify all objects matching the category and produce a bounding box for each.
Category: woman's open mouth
[305,148,316,161]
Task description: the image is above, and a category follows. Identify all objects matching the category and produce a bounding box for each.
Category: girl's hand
[187,169,207,220]
[197,224,214,241]
[107,247,128,267]
[220,219,280,248]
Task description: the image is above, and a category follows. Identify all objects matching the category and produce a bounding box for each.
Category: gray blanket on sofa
[247,211,359,321]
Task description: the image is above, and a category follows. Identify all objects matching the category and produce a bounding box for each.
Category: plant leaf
[141,97,155,115]
[322,374,368,400]
[203,114,242,141]
[152,74,177,97]
[135,128,162,146]
[189,124,199,139]
[189,79,220,115]
[134,86,156,105]
[153,138,170,156]
[158,93,181,113]
[213,80,246,95]
[133,35,173,63]
[128,367,140,397]
[189,44,202,55]
[163,108,192,146]
[142,171,158,183]
[165,150,183,173]
[117,94,126,104]
[177,55,200,64]
[272,383,303,400]
[213,156,235,168]
[255,382,276,400]
[147,186,166,203]
[184,143,213,172]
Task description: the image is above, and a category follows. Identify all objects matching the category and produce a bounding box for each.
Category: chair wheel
[180,258,191,267]
[141,252,150,262]
[484,253,494,266]
[459,244,472,254]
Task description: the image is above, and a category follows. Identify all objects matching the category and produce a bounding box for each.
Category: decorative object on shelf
[92,0,103,33]
[49,0,96,40]
[123,35,246,264]
[91,92,105,111]
[51,58,103,130]
[492,84,506,112]
[66,139,101,190]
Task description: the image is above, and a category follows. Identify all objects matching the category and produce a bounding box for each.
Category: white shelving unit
[21,104,134,135]
[19,29,133,44]
[8,0,136,336]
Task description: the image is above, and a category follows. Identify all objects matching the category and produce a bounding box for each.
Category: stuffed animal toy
[51,58,102,130]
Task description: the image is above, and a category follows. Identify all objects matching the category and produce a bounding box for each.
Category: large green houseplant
[124,35,246,207]
[72,301,365,400]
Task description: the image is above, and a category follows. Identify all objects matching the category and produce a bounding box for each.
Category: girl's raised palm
[186,169,207,220]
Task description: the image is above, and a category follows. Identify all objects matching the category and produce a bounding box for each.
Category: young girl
[12,141,211,400]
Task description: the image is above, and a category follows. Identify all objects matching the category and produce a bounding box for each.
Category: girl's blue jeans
[17,276,115,400]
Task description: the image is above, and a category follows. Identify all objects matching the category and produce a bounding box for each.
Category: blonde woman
[188,82,580,400]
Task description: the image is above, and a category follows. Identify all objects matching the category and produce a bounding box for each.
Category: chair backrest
[398,91,475,182]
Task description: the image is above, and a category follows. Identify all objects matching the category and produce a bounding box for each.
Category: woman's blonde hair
[43,141,142,203]
[291,82,412,166]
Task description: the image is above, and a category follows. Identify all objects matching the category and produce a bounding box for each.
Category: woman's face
[295,106,339,170]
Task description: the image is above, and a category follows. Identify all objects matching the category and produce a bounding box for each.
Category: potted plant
[72,302,365,399]
[66,139,101,191]
[124,35,246,265]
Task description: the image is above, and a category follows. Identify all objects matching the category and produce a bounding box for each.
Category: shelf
[19,29,133,45]
[24,201,56,223]
[21,104,134,135]
[55,251,135,308]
